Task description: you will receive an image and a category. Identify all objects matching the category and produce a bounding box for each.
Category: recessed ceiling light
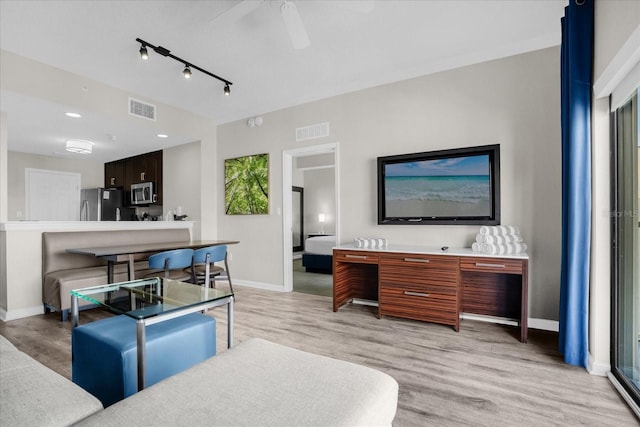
[65,112,82,118]
[157,134,169,138]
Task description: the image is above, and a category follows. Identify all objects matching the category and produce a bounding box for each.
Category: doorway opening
[282,143,339,294]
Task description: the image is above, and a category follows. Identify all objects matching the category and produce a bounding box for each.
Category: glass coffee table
[70,277,234,391]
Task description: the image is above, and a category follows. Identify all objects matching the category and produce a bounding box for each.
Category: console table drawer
[379,253,458,287]
[334,250,379,264]
[460,257,524,274]
[379,282,458,325]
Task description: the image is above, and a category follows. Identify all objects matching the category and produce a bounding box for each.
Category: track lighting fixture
[183,65,192,79]
[139,44,148,60]
[136,38,233,96]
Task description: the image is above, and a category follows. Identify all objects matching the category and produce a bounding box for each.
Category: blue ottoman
[72,313,216,407]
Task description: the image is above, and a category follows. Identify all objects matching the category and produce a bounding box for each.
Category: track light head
[139,45,148,60]
[135,37,233,96]
[183,65,192,79]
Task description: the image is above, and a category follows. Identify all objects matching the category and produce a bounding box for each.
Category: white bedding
[304,235,336,256]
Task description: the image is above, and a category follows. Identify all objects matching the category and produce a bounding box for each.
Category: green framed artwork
[224,153,269,215]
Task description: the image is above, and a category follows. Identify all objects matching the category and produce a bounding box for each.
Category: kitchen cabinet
[126,150,161,184]
[104,160,125,188]
[105,150,163,206]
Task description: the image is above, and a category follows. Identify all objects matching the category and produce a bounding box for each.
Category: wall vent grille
[128,97,156,121]
[295,122,330,142]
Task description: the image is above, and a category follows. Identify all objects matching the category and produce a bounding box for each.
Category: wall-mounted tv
[377,144,500,225]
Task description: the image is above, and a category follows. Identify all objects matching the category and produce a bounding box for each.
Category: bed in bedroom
[302,235,335,274]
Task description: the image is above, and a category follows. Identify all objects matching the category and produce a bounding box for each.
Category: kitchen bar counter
[0,221,194,321]
[0,221,194,232]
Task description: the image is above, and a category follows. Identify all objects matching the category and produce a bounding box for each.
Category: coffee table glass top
[71,277,233,320]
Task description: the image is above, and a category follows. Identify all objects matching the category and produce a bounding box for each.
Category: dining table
[66,240,239,283]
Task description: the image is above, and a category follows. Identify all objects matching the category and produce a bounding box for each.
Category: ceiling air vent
[295,122,329,142]
[128,97,156,121]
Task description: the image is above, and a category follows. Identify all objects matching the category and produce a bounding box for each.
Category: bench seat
[42,229,191,319]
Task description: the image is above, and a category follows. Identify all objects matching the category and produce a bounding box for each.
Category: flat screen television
[377,144,500,225]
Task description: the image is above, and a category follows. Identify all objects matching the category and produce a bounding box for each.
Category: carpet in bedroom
[293,258,332,297]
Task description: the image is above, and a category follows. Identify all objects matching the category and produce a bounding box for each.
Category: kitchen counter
[0,221,194,232]
[0,221,194,321]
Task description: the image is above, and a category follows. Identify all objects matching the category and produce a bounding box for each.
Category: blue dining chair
[146,248,194,282]
[190,246,234,295]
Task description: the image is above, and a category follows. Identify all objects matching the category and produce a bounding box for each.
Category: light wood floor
[1,286,637,426]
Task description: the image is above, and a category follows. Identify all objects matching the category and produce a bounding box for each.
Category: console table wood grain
[333,244,529,343]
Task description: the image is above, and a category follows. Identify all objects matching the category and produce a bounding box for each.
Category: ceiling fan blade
[209,0,264,23]
[280,1,310,50]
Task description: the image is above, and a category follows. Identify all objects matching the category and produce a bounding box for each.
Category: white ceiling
[0,0,567,162]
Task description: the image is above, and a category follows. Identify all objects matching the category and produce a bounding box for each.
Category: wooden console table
[333,245,529,343]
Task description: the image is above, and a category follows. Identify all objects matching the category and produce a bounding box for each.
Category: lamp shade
[65,140,93,154]
[318,213,326,223]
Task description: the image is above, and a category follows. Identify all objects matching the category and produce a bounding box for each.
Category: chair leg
[224,257,235,298]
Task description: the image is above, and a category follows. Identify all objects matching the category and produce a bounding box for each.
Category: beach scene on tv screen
[385,154,491,218]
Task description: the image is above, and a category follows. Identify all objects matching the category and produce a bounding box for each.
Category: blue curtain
[559,0,594,368]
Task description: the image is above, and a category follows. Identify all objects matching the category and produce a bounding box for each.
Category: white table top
[334,243,529,260]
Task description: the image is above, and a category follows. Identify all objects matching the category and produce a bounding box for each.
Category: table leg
[71,294,79,327]
[106,261,114,284]
[520,262,529,343]
[227,296,234,349]
[136,319,146,391]
[128,255,136,281]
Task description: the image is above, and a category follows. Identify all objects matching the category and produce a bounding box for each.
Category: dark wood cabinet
[105,150,163,206]
[379,253,460,331]
[333,247,529,342]
[104,160,125,188]
[127,150,161,184]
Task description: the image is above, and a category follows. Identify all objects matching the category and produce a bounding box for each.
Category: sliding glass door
[612,88,639,409]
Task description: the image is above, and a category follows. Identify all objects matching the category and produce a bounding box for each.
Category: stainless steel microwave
[130,182,156,205]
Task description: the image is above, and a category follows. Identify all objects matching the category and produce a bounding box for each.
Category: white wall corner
[593,23,640,101]
[588,352,611,377]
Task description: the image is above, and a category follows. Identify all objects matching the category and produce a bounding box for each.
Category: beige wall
[219,47,562,322]
[6,151,103,220]
[303,168,335,235]
[0,112,7,221]
[163,141,202,239]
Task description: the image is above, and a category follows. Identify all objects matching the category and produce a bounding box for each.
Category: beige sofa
[42,228,191,320]
[0,334,103,426]
[0,334,399,427]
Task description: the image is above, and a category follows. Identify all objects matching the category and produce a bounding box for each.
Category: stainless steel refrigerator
[80,188,126,221]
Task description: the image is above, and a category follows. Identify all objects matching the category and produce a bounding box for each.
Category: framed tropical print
[224,153,269,215]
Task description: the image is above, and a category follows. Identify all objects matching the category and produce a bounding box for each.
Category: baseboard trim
[461,313,518,327]
[233,280,287,293]
[461,314,559,332]
[0,305,45,322]
[588,352,611,377]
